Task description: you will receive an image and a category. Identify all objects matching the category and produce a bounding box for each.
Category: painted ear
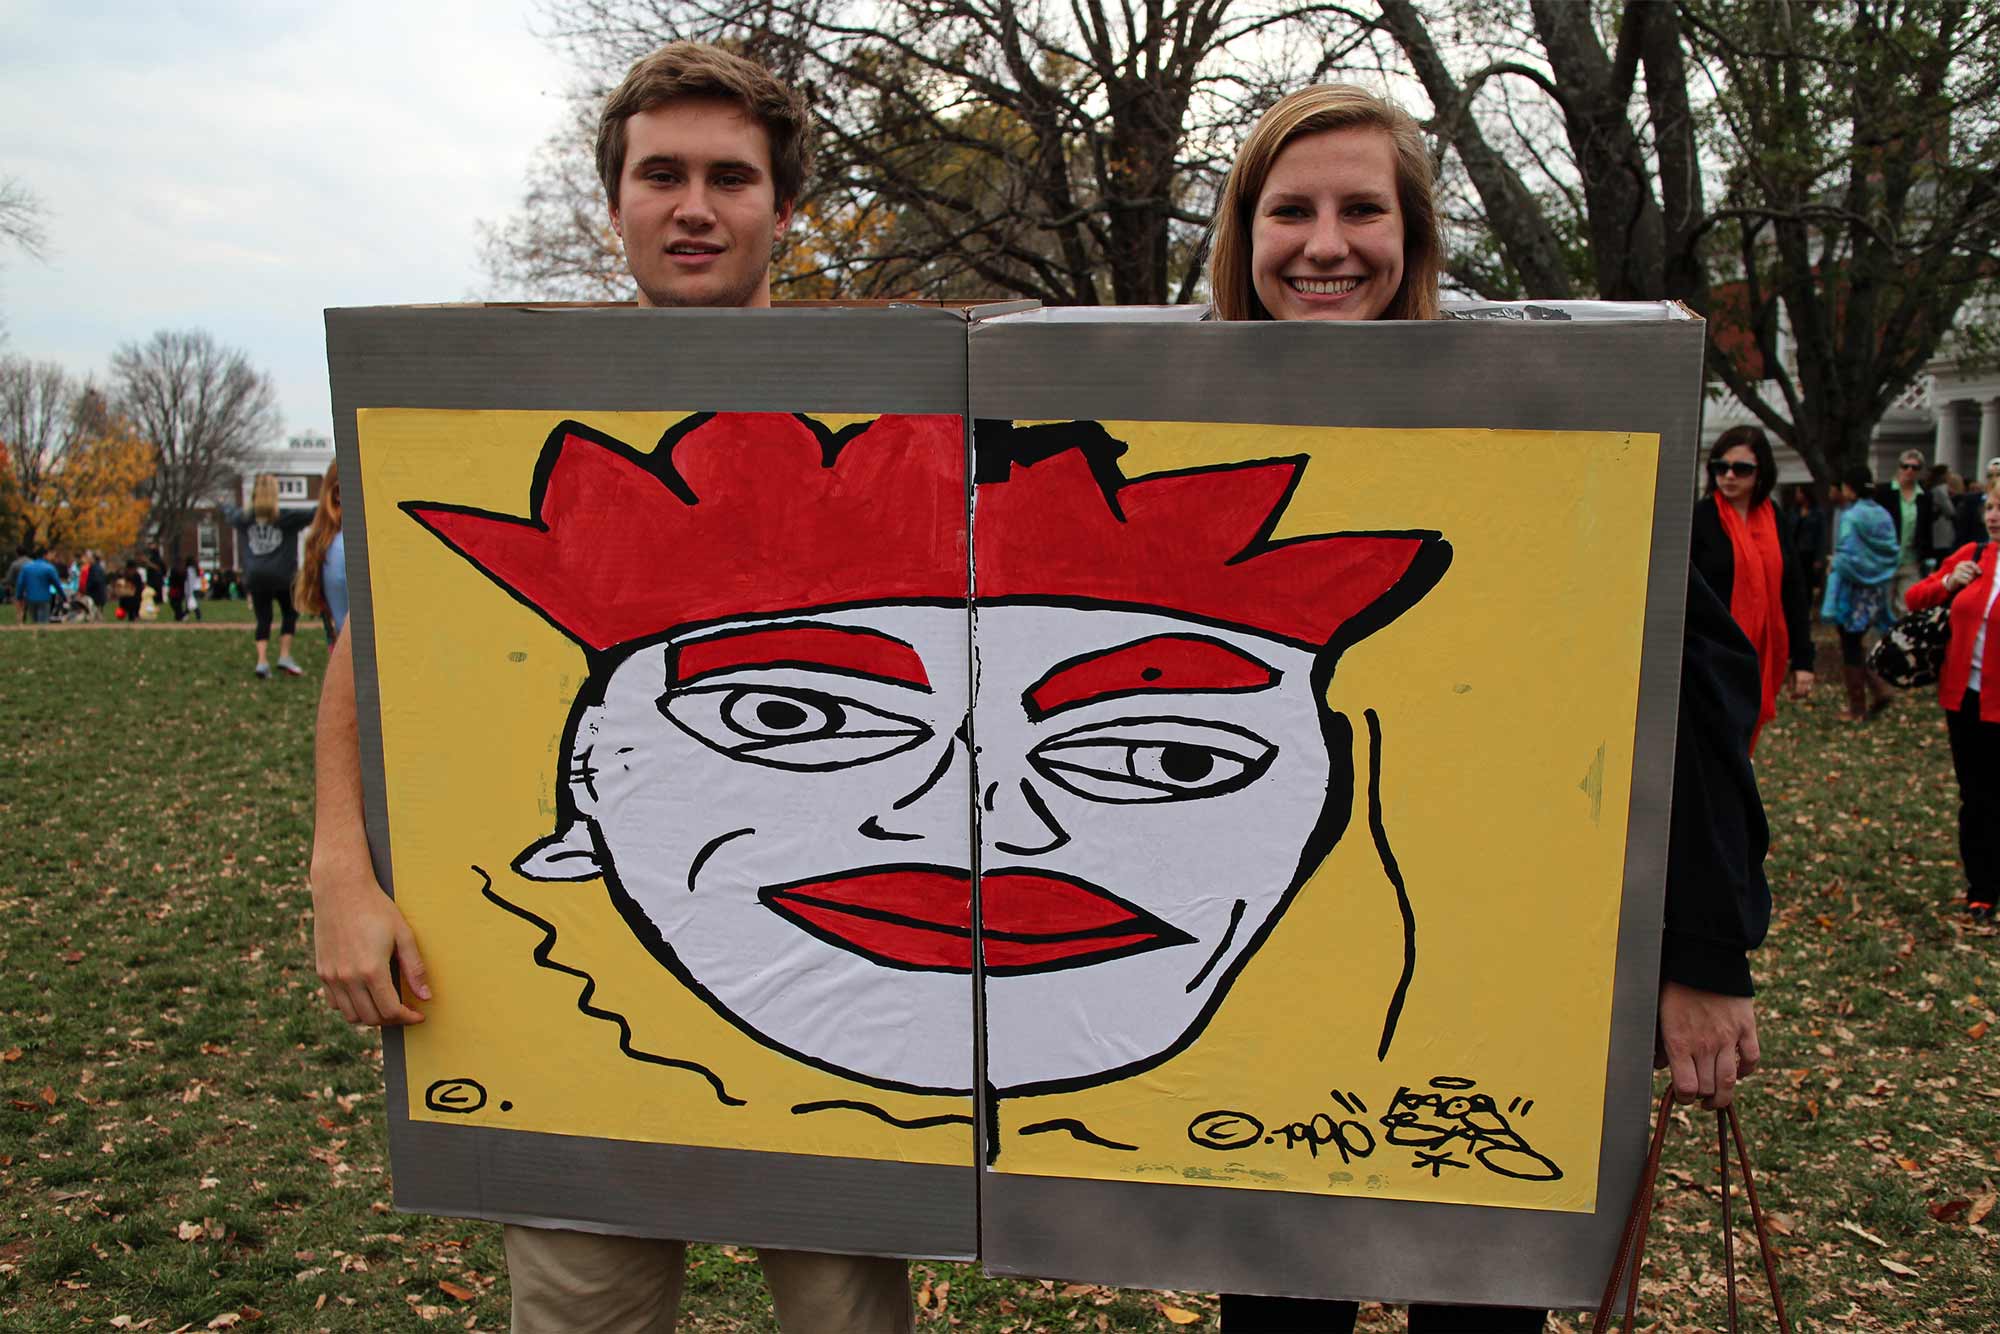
[514,822,604,882]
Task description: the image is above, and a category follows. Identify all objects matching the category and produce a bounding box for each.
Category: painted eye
[660,686,931,771]
[1029,719,1276,804]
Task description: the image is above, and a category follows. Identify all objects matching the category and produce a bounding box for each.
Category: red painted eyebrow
[1024,635,1278,718]
[673,624,931,691]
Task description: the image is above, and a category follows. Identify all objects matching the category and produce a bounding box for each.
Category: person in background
[1691,426,1813,750]
[1824,465,1901,721]
[183,556,205,622]
[222,474,316,678]
[114,560,142,623]
[166,554,188,621]
[1903,479,2000,921]
[295,462,346,645]
[1931,464,1960,558]
[6,544,30,622]
[1789,485,1830,615]
[83,552,108,620]
[1205,81,1768,1334]
[12,546,64,624]
[1875,448,1937,611]
[1961,466,1995,547]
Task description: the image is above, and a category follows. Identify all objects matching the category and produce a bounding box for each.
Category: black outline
[670,620,936,694]
[757,863,1192,977]
[476,866,746,1106]
[1020,632,1281,721]
[1018,1118,1138,1152]
[1367,709,1416,1062]
[687,827,754,892]
[790,1099,974,1130]
[1184,898,1247,994]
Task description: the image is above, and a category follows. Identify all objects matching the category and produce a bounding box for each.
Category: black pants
[1946,690,2000,907]
[1219,1295,1546,1332]
[1838,628,1869,666]
[251,586,298,643]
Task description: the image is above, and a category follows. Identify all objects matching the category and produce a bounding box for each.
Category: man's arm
[311,628,430,1026]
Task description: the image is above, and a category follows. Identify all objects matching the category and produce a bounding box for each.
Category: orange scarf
[1716,495,1788,751]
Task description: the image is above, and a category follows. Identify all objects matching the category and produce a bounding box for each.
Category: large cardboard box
[329,300,1704,1305]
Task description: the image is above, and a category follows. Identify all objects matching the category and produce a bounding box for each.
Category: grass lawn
[1,624,1995,1331]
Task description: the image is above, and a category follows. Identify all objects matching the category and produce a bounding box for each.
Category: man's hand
[1654,980,1759,1109]
[310,629,429,1027]
[1789,669,1815,700]
[313,859,429,1026]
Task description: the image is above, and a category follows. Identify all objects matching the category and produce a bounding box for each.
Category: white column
[1982,398,2000,472]
[1935,398,1962,474]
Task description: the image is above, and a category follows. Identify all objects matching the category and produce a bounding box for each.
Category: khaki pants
[1894,559,1923,614]
[504,1225,914,1334]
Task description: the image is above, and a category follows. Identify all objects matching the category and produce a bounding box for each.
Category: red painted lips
[760,866,1190,973]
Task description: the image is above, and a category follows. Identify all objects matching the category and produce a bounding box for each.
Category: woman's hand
[1945,559,1981,592]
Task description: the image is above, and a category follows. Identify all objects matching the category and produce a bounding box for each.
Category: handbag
[1868,541,1986,688]
[1594,1086,1794,1333]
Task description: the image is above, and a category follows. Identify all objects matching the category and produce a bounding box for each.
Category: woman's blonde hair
[251,473,279,524]
[1208,84,1441,322]
[295,463,343,617]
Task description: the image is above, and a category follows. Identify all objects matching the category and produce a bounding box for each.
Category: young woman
[294,462,347,645]
[1207,83,1768,1334]
[222,474,315,678]
[1903,480,2000,920]
[1689,425,1814,749]
[1821,465,1900,721]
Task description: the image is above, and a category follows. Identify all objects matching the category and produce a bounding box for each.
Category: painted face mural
[407,413,1447,1096]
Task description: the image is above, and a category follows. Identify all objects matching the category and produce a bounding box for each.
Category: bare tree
[111,330,281,563]
[0,177,47,262]
[489,0,1383,304]
[0,358,101,513]
[1376,0,2000,482]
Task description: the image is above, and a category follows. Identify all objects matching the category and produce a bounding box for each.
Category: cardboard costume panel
[328,307,980,1258]
[969,309,1704,1310]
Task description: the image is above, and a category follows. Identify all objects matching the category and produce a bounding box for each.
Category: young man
[1876,448,1938,611]
[13,546,64,623]
[308,42,914,1333]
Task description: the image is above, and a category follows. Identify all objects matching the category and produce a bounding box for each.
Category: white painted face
[527,601,1337,1095]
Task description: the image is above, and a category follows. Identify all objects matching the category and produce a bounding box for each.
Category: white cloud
[0,0,582,438]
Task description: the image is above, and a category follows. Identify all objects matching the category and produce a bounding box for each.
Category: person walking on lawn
[12,547,64,624]
[305,40,916,1334]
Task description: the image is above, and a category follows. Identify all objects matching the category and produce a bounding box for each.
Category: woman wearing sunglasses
[1690,426,1814,749]
[1206,83,1770,1333]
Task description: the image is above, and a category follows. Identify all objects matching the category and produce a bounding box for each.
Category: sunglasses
[1899,462,1922,471]
[1711,460,1758,478]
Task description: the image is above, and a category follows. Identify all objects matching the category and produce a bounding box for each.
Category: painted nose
[859,717,972,845]
[983,775,1071,857]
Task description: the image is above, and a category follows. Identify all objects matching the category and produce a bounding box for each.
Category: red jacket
[1905,541,2000,721]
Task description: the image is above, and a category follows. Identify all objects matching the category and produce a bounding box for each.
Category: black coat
[1688,494,1815,673]
[1664,565,1772,995]
[1873,482,1937,566]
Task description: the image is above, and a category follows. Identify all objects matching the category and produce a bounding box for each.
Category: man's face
[559,602,1337,1095]
[610,95,791,310]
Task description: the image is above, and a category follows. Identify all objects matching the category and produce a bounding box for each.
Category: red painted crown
[405,413,1447,654]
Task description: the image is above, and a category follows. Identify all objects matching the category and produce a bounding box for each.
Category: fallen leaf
[1159,1303,1201,1325]
[39,1087,55,1106]
[207,1316,240,1330]
[1764,1212,1796,1236]
[1968,1192,1997,1225]
[1879,1258,1917,1277]
[1928,1198,1970,1222]
[1839,1220,1888,1247]
[0,1048,20,1062]
[438,1281,474,1302]
[1896,1158,1922,1172]
[176,1221,203,1242]
[1969,1021,1990,1040]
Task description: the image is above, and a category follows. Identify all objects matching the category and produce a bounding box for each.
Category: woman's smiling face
[1250,127,1406,322]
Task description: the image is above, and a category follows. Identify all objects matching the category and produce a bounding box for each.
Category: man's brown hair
[595,41,814,210]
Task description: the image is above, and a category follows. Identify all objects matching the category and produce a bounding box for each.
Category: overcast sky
[1,0,582,443]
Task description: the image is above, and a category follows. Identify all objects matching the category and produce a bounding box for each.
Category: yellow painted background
[358,409,1661,1208]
